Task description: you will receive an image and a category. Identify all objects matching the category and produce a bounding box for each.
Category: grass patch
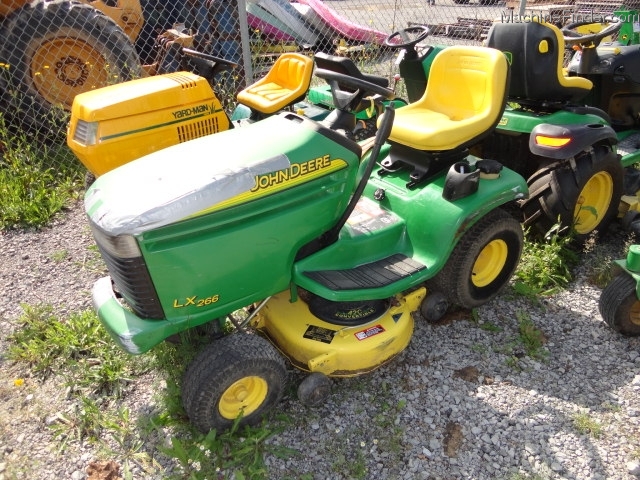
[582,230,636,288]
[516,311,548,361]
[6,304,151,396]
[497,310,548,370]
[160,418,297,480]
[572,411,603,438]
[0,114,84,230]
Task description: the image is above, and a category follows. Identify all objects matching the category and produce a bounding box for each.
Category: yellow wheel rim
[30,37,110,109]
[573,171,613,235]
[629,300,640,327]
[218,376,268,420]
[472,239,508,287]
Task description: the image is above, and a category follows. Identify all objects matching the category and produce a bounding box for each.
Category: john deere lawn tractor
[599,244,640,336]
[374,19,639,240]
[480,15,640,240]
[86,43,528,432]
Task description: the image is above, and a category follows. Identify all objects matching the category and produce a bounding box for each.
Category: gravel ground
[1,199,640,480]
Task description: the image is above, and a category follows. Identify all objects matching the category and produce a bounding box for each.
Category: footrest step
[303,254,425,291]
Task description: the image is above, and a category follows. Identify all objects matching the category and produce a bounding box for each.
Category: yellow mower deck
[252,288,426,377]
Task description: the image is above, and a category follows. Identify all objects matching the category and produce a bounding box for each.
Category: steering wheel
[384,26,430,49]
[562,16,622,47]
[182,47,238,69]
[314,68,396,100]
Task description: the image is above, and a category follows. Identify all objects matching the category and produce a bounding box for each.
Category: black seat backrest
[485,21,590,103]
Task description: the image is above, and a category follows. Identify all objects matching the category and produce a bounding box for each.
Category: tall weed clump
[0,114,83,229]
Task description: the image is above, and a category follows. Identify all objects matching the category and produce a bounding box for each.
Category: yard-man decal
[171,102,223,120]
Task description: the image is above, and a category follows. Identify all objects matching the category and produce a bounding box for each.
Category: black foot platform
[303,254,425,290]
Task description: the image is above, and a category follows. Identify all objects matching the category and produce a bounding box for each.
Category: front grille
[177,117,222,142]
[91,223,165,319]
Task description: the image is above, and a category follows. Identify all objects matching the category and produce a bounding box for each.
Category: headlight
[89,222,141,259]
[72,120,99,146]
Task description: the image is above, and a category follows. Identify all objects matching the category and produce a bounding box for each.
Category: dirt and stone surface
[1,199,640,479]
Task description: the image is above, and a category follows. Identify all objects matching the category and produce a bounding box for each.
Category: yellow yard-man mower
[68,47,315,175]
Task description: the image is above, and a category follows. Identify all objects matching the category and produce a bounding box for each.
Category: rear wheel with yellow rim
[427,208,523,309]
[521,145,622,240]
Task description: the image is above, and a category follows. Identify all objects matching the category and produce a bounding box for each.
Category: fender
[528,122,617,159]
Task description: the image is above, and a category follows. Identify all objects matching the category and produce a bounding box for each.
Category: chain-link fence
[0,0,630,149]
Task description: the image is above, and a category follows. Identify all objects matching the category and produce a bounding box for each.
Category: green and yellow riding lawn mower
[492,13,640,240]
[85,43,529,432]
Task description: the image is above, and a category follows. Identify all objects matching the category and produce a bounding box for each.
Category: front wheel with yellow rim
[427,208,523,309]
[599,273,640,336]
[182,333,287,433]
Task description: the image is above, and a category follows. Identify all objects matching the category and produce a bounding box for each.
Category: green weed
[516,311,548,361]
[50,249,69,262]
[160,418,296,480]
[572,411,603,438]
[514,225,578,296]
[6,305,150,396]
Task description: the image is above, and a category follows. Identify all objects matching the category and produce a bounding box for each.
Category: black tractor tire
[598,273,640,336]
[181,333,287,433]
[426,208,523,309]
[521,145,623,240]
[0,0,141,142]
